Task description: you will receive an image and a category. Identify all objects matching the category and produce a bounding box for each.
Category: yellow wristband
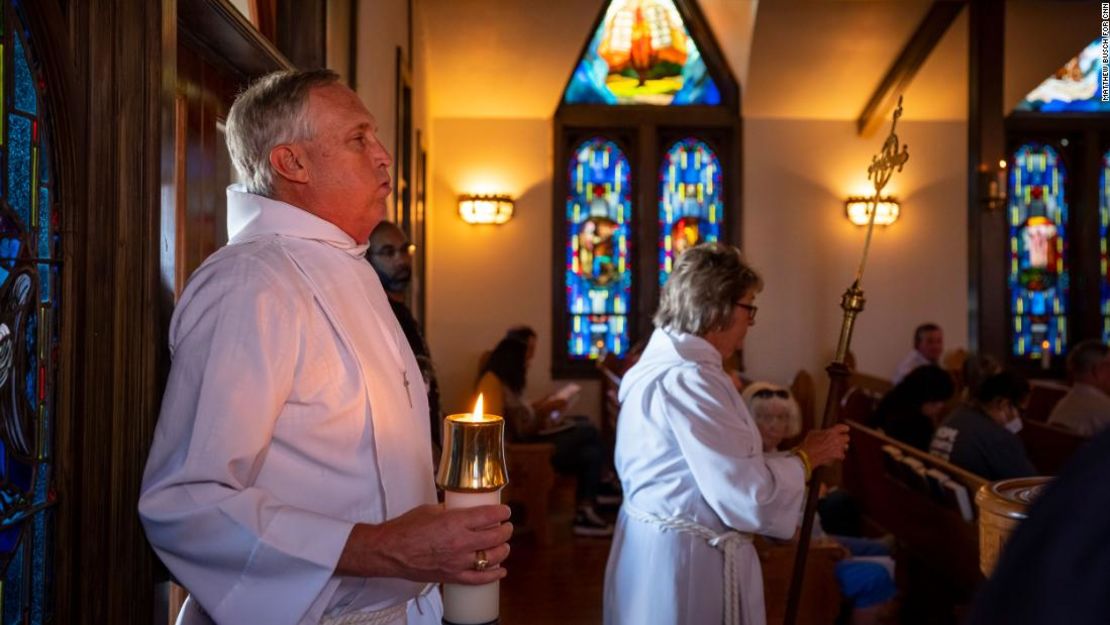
[793,447,812,482]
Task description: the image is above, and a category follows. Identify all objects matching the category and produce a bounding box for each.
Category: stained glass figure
[566,138,632,359]
[0,4,60,623]
[563,0,720,106]
[658,138,721,284]
[1017,38,1110,113]
[1009,143,1068,360]
[1101,148,1110,343]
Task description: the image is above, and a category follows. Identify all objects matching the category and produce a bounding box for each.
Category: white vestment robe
[603,328,806,625]
[139,186,440,625]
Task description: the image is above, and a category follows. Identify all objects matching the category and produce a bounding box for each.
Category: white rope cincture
[623,503,752,625]
[319,584,435,625]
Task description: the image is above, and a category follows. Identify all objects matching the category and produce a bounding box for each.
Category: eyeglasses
[735,302,758,322]
[751,388,790,400]
[370,243,416,259]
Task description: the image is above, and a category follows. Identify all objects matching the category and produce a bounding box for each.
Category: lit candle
[1041,340,1052,370]
[436,394,508,625]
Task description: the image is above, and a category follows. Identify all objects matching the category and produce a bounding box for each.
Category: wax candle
[436,395,508,625]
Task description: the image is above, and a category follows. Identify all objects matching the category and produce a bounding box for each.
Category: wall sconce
[844,196,900,226]
[980,159,1008,212]
[458,194,514,225]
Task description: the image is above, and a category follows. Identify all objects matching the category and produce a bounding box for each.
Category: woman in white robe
[603,243,849,625]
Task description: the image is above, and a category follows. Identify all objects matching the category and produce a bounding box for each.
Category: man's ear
[269,144,310,184]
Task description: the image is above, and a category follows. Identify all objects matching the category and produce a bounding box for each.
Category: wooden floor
[501,518,613,624]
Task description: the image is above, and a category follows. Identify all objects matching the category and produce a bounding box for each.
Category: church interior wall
[742,117,969,393]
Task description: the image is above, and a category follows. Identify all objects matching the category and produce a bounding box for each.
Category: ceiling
[420,0,1100,121]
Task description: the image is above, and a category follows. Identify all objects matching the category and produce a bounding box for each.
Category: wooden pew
[1018,418,1088,475]
[843,420,986,593]
[1024,379,1069,423]
[757,538,843,625]
[597,353,624,456]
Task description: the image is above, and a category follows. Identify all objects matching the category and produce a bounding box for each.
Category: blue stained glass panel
[0,5,59,622]
[1101,149,1110,343]
[565,137,632,359]
[11,35,32,116]
[563,0,720,106]
[1017,39,1110,113]
[1008,143,1069,359]
[7,115,29,228]
[658,138,722,285]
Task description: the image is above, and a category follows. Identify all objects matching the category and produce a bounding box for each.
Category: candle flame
[1042,340,1050,349]
[470,394,484,422]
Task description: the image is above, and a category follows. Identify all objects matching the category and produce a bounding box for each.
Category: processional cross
[783,96,909,625]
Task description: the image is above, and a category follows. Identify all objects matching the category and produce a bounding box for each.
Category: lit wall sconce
[980,159,1008,212]
[844,196,900,226]
[458,194,514,225]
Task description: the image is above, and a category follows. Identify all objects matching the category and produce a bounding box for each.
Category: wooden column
[967,0,1006,357]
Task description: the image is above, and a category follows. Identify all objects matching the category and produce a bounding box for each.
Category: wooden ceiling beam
[857,1,965,136]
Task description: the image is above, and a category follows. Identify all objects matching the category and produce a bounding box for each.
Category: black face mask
[376,267,412,294]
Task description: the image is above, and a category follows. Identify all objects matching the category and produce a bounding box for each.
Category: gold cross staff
[784,96,910,625]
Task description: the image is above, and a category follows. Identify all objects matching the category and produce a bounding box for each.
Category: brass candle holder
[435,396,509,625]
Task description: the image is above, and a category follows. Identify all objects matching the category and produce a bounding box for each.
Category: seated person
[1048,339,1110,437]
[743,382,895,625]
[893,323,944,384]
[476,327,615,537]
[960,352,1002,401]
[871,365,955,451]
[930,370,1037,481]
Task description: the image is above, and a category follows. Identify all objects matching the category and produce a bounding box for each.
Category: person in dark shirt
[366,221,443,456]
[965,427,1110,625]
[871,365,955,451]
[929,370,1036,480]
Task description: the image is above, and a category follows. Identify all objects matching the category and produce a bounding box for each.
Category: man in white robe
[139,70,511,625]
[603,243,848,625]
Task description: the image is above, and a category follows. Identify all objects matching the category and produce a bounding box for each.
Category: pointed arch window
[1016,38,1109,113]
[553,0,739,376]
[1008,143,1069,360]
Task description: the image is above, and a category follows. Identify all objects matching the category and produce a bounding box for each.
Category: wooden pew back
[843,420,986,592]
[1025,379,1069,423]
[1018,417,1088,475]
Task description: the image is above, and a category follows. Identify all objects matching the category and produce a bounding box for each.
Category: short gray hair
[653,242,763,336]
[1068,339,1110,378]
[225,69,341,196]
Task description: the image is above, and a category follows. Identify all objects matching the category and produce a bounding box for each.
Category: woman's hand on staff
[798,424,851,468]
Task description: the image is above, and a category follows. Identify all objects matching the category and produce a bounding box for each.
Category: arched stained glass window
[565,138,632,359]
[1009,143,1068,360]
[563,0,720,106]
[658,138,721,284]
[1017,39,1110,113]
[0,4,60,622]
[1101,149,1110,343]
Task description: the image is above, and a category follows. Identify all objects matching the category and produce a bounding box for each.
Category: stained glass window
[1009,143,1068,360]
[1017,38,1110,113]
[563,0,720,106]
[566,138,632,359]
[1101,149,1110,343]
[658,138,721,284]
[0,4,59,623]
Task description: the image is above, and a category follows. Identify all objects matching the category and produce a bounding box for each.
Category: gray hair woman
[743,382,803,453]
[603,242,849,625]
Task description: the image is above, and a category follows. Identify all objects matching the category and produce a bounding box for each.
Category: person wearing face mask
[367,220,444,457]
[929,370,1037,481]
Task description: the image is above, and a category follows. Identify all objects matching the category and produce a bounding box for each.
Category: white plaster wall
[742,118,968,392]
